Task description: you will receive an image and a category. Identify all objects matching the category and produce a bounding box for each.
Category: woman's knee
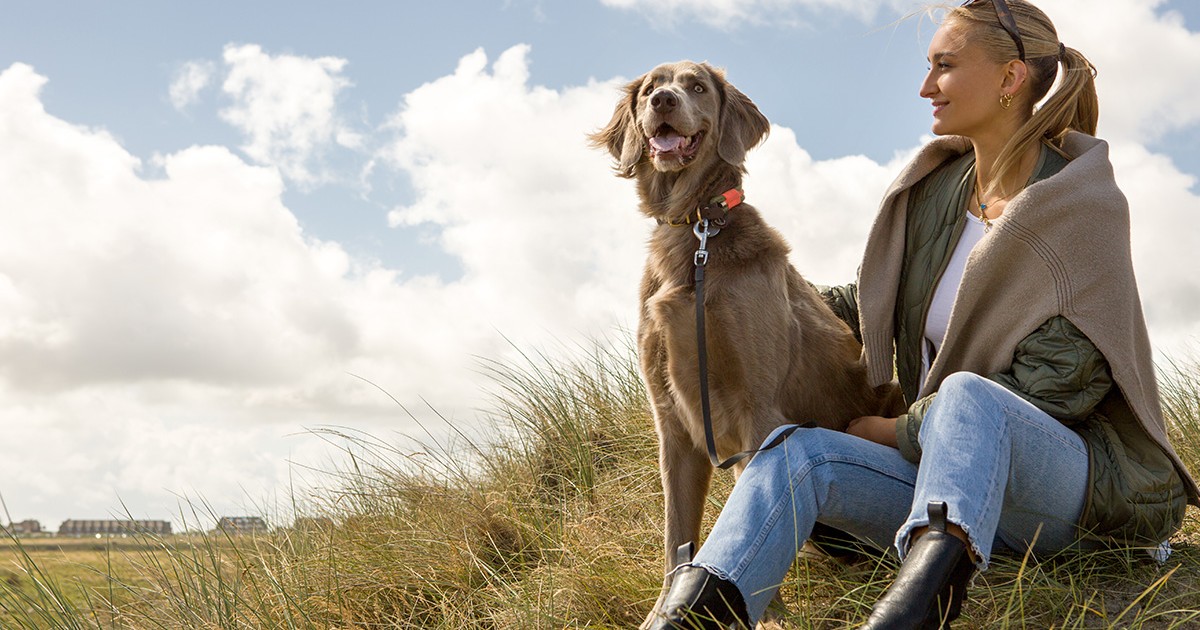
[937,371,993,399]
[929,371,1018,413]
[920,372,1009,438]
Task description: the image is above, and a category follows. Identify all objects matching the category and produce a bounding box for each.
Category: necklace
[973,177,1019,233]
[972,184,994,232]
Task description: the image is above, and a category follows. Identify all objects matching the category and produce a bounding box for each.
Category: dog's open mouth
[648,124,704,163]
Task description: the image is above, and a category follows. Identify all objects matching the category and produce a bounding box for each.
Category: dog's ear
[713,67,770,168]
[588,74,646,178]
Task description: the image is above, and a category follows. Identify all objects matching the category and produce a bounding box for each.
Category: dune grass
[2,340,1199,628]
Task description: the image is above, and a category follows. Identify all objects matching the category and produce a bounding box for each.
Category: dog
[589,61,904,626]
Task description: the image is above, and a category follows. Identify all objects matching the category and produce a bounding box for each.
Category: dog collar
[661,188,744,227]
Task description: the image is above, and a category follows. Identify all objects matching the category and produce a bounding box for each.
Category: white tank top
[919,211,990,389]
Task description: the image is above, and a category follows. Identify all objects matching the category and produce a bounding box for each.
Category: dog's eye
[693,84,705,93]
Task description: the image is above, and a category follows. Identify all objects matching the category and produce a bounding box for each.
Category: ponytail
[1046,45,1099,137]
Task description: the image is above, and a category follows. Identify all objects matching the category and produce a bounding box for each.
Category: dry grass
[2,341,1199,628]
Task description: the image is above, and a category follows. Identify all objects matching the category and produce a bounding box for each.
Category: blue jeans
[688,371,1093,624]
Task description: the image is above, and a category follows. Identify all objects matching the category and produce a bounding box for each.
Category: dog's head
[590,61,770,178]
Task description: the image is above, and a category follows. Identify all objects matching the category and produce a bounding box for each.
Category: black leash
[692,218,805,470]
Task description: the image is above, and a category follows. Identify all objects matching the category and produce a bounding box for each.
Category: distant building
[3,520,44,537]
[216,516,269,536]
[57,519,173,537]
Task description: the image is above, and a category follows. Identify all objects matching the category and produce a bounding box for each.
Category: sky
[1,0,1197,531]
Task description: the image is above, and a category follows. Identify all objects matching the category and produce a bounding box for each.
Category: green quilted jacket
[820,144,1187,545]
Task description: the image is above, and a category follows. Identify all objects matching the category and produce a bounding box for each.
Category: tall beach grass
[2,340,1199,628]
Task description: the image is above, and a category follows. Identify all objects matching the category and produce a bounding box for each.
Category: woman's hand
[847,415,900,448]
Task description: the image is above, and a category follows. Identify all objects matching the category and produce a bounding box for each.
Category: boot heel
[676,541,696,566]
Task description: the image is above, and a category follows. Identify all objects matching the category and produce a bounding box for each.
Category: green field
[1,536,198,627]
[3,345,1200,628]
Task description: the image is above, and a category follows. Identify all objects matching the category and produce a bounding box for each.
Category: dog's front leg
[642,421,713,629]
[659,427,713,575]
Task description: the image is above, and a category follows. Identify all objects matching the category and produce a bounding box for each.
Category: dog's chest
[642,243,702,322]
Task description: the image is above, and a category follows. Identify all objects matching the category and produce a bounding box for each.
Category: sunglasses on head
[962,0,1026,61]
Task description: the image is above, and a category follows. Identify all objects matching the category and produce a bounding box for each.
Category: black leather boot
[647,544,749,630]
[859,502,975,629]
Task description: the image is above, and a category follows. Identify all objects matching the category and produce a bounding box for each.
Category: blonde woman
[646,1,1199,628]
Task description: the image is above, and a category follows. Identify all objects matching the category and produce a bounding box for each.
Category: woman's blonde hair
[945,0,1098,196]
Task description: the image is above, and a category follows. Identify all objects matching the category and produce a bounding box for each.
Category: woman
[646,1,1200,628]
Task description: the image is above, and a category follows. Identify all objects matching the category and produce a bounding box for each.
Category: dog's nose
[650,88,678,113]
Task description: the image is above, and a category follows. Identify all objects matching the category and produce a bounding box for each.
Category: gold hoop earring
[1000,93,1014,109]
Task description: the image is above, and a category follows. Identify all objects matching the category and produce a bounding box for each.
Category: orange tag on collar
[722,189,743,209]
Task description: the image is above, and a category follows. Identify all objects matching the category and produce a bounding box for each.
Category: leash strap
[692,219,808,470]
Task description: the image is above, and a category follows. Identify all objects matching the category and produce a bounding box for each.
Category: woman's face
[919,23,1010,139]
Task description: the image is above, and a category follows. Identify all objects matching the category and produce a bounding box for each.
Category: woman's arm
[847,415,899,447]
[989,316,1112,422]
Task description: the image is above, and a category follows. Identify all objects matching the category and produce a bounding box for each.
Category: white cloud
[745,128,912,286]
[0,385,304,526]
[0,61,462,527]
[168,60,215,111]
[1039,0,1200,144]
[218,44,355,186]
[0,93,347,390]
[381,45,646,340]
[1109,141,1200,353]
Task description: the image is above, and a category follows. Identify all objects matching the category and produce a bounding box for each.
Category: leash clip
[693,219,717,266]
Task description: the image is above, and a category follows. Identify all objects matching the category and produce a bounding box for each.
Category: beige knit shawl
[857,131,1199,504]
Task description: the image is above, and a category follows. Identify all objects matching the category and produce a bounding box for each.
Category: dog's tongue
[650,132,687,153]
